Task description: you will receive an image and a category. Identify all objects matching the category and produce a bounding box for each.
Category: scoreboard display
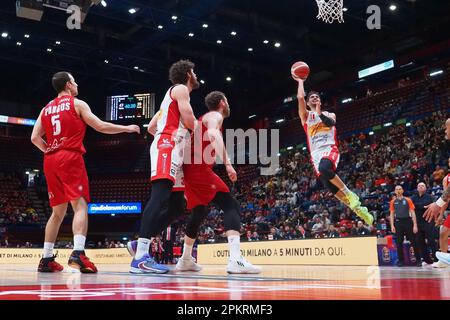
[106,93,155,121]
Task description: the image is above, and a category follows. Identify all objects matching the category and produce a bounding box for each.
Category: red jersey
[188,114,222,167]
[41,95,86,155]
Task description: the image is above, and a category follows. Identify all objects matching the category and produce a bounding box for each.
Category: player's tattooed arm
[441,185,450,202]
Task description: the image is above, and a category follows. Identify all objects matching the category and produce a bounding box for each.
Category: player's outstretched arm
[75,99,140,135]
[296,79,308,125]
[30,111,48,153]
[424,184,450,222]
[172,85,197,131]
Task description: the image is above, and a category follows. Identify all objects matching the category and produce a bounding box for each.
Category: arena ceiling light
[128,8,137,14]
[302,147,307,151]
[46,48,52,52]
[188,33,194,37]
[276,119,284,123]
[369,131,374,135]
[406,122,411,127]
[383,122,392,127]
[216,40,222,44]
[389,4,397,11]
[104,59,109,64]
[263,40,269,44]
[1,32,8,38]
[230,31,237,36]
[101,0,107,7]
[342,98,353,103]
[274,42,281,48]
[430,70,443,77]
[133,66,139,70]
[343,7,348,12]
[171,15,178,20]
[16,41,22,46]
[248,114,256,119]
[24,34,30,38]
[248,48,253,52]
[202,23,208,28]
[287,146,294,150]
[157,25,163,29]
[55,40,61,45]
[200,80,205,84]
[226,76,232,82]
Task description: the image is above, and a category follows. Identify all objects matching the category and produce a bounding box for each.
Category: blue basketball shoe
[130,253,169,274]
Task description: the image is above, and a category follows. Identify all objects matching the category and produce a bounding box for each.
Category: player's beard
[190,77,200,89]
[223,106,230,118]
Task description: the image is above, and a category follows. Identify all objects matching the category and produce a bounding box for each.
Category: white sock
[340,186,351,195]
[228,235,241,260]
[182,242,193,260]
[135,238,150,260]
[73,234,86,251]
[43,242,54,258]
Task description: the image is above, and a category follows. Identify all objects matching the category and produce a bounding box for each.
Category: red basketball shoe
[38,254,64,273]
[68,250,98,273]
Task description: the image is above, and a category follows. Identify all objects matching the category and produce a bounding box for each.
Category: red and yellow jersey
[303,110,338,155]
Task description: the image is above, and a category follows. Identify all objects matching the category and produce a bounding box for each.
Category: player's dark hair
[307,91,320,101]
[205,91,226,111]
[52,72,72,93]
[169,60,195,85]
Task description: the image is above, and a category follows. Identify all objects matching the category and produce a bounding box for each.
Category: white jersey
[304,110,338,155]
[150,85,188,187]
[303,111,339,176]
[154,85,188,143]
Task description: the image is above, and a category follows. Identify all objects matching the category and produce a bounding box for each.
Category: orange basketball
[291,61,310,80]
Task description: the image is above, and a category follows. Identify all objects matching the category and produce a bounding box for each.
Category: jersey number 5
[51,115,61,136]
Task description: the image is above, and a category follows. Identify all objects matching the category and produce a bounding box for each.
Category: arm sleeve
[319,113,336,127]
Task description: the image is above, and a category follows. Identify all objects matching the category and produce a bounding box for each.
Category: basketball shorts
[310,146,340,177]
[43,150,90,207]
[150,134,185,189]
[183,164,230,210]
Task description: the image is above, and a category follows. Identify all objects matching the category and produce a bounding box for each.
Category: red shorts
[183,164,230,210]
[444,215,450,229]
[44,150,90,207]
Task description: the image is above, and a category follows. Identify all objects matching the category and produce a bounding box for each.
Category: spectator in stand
[268,227,281,240]
[326,224,340,238]
[356,221,371,236]
[433,165,445,184]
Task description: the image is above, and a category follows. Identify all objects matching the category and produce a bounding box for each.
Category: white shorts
[150,134,185,191]
[310,146,340,176]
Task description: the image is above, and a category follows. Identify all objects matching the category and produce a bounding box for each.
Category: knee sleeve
[213,192,241,232]
[318,158,336,180]
[319,174,339,195]
[185,205,208,239]
[139,179,174,238]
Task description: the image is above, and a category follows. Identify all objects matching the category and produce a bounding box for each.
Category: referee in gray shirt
[389,185,421,267]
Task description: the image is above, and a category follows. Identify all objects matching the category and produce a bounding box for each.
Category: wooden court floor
[0,264,449,300]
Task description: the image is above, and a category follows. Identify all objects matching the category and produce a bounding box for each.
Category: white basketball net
[315,0,344,24]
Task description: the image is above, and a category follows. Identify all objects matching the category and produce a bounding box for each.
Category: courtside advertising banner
[198,237,378,266]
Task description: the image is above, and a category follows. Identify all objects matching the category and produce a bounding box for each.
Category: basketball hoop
[315,0,344,24]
